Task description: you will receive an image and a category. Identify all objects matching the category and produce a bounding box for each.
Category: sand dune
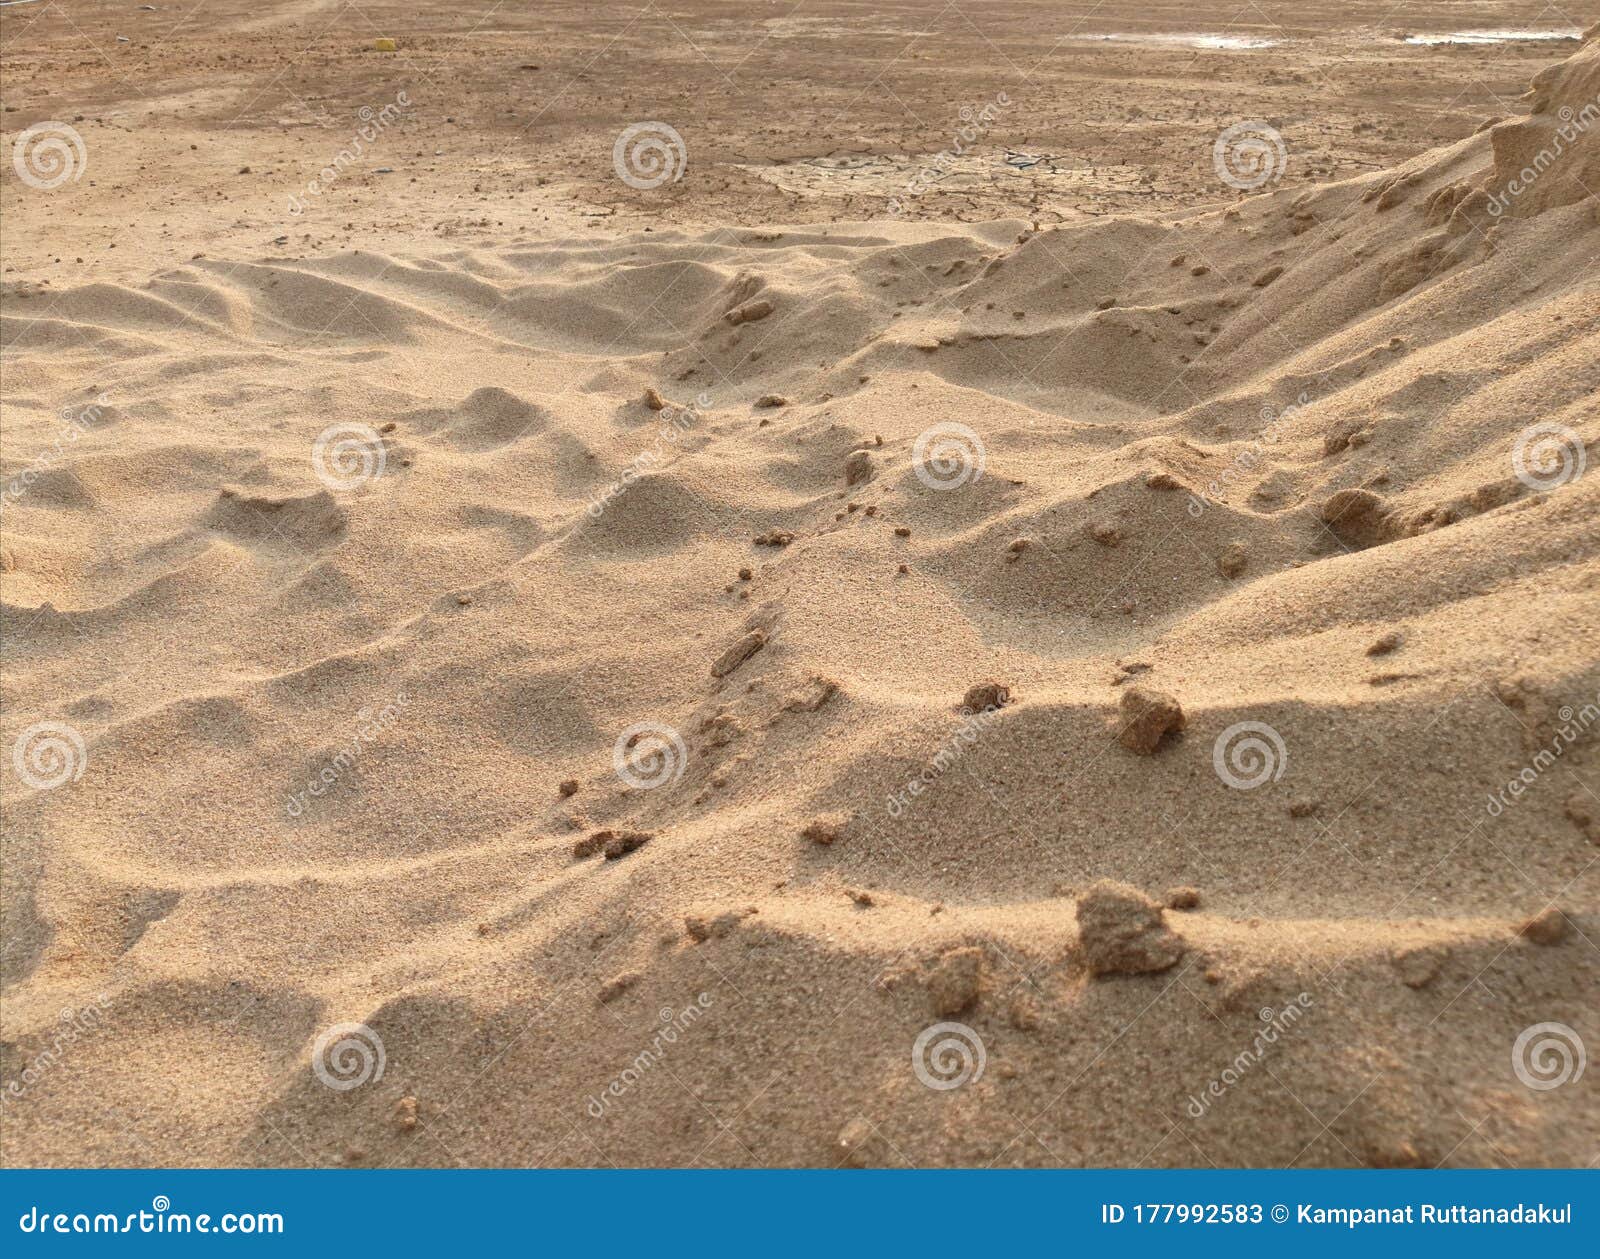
[1,18,1597,1168]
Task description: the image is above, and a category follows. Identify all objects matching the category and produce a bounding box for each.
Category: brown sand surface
[2,1,1598,1168]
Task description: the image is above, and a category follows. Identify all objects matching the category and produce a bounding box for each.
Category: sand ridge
[1,11,1597,1169]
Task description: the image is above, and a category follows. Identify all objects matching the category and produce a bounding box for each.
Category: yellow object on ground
[373,38,397,52]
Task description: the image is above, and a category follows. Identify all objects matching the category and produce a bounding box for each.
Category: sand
[1,2,1597,1168]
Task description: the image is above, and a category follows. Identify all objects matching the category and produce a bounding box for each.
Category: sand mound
[2,39,1596,1168]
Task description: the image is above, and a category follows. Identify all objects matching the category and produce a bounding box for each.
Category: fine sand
[2,2,1597,1168]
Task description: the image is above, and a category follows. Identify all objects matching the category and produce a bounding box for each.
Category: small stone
[1366,631,1403,657]
[1321,488,1391,548]
[1165,886,1201,911]
[1565,794,1599,843]
[754,529,795,547]
[1288,797,1319,818]
[1390,946,1445,989]
[1089,520,1120,545]
[1076,881,1184,976]
[1116,686,1185,754]
[1518,907,1570,946]
[755,393,789,408]
[394,1096,418,1130]
[962,680,1011,713]
[802,814,848,846]
[711,629,768,678]
[893,526,911,538]
[1253,265,1284,287]
[1217,541,1247,578]
[685,910,747,942]
[602,831,652,860]
[844,449,873,485]
[1008,994,1041,1031]
[927,946,983,1015]
[836,1117,876,1168]
[643,387,667,411]
[725,298,774,325]
[738,567,753,581]
[598,972,640,1003]
[558,778,579,797]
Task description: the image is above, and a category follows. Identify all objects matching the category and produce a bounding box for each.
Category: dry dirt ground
[1,2,1597,1170]
[1,0,1595,276]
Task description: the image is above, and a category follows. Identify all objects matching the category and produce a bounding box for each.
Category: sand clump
[926,946,984,1015]
[1116,687,1186,753]
[1076,882,1186,976]
[962,681,1011,713]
